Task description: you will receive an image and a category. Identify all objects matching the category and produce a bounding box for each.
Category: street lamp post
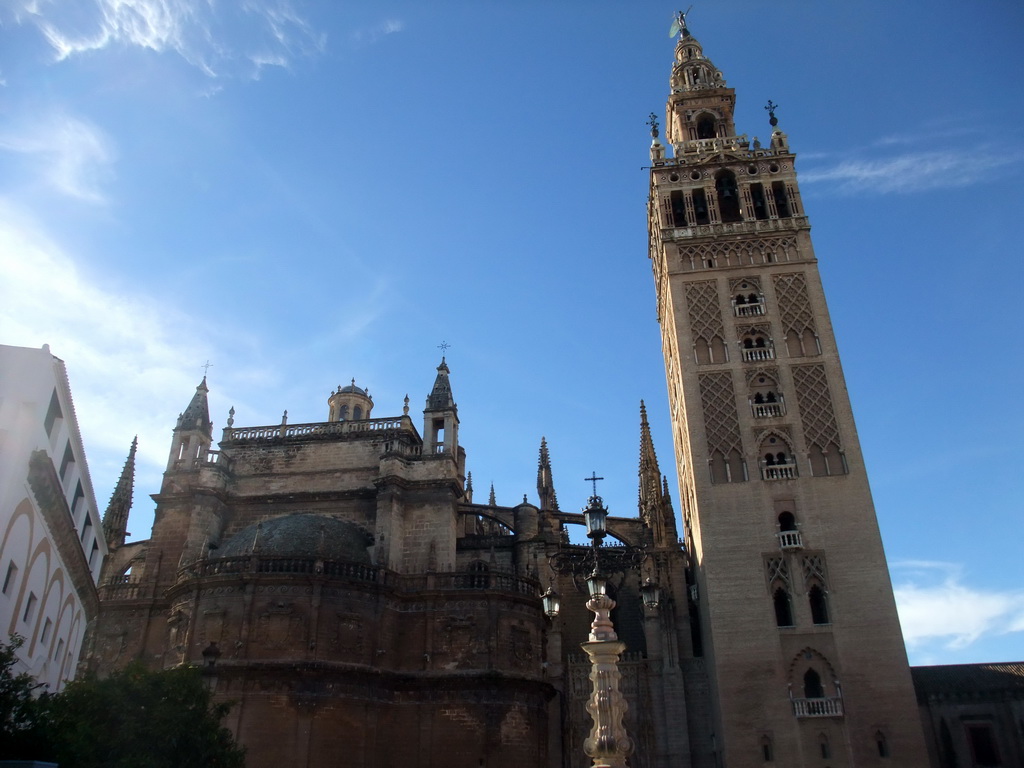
[547,491,652,768]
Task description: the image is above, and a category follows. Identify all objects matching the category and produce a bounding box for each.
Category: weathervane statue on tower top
[669,6,693,38]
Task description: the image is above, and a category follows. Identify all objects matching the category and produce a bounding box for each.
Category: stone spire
[536,437,559,511]
[167,377,214,470]
[425,357,455,410]
[465,471,474,503]
[102,436,137,549]
[177,377,212,438]
[638,401,662,515]
[638,401,677,546]
[423,357,460,458]
[489,483,496,507]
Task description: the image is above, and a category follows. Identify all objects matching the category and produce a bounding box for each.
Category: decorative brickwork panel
[698,372,742,456]
[765,557,790,588]
[772,272,816,337]
[792,365,842,451]
[685,281,724,342]
[802,554,828,587]
[678,236,797,270]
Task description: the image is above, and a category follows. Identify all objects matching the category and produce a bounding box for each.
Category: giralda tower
[646,17,929,767]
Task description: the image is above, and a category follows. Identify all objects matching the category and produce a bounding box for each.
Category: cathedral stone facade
[85,19,940,768]
[89,363,696,768]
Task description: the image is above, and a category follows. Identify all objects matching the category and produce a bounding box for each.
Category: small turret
[102,436,137,549]
[422,357,459,456]
[167,378,213,470]
[328,379,374,422]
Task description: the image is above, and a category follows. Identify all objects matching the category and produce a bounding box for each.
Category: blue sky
[1,1,1021,666]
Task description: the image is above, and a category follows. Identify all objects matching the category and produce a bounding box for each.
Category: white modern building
[0,344,106,691]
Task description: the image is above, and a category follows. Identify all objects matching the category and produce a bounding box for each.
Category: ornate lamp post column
[547,484,649,768]
[581,568,632,768]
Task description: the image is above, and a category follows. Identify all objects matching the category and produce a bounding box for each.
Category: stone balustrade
[662,215,808,241]
[791,697,844,718]
[734,303,765,317]
[762,463,797,481]
[175,555,539,597]
[777,531,803,549]
[742,347,775,362]
[224,416,412,444]
[752,402,784,418]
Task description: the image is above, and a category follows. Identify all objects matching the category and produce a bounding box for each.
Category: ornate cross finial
[201,360,213,376]
[765,100,779,127]
[584,472,604,497]
[646,112,660,139]
[437,341,451,356]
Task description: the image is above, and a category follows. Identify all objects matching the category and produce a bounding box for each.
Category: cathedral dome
[218,514,372,563]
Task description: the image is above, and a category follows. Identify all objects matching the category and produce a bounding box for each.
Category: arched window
[750,183,769,220]
[819,733,831,759]
[696,115,716,139]
[764,453,776,466]
[753,392,765,404]
[716,171,741,223]
[773,587,793,627]
[875,731,890,758]
[761,735,774,762]
[803,668,824,699]
[338,405,349,420]
[765,391,777,403]
[692,189,710,225]
[775,452,787,464]
[771,181,791,218]
[778,512,796,532]
[809,585,830,625]
[352,406,362,420]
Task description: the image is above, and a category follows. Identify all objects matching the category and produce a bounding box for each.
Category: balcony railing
[175,556,538,598]
[742,347,775,362]
[224,416,413,443]
[777,530,803,550]
[762,463,797,481]
[734,302,765,317]
[752,402,784,418]
[792,697,843,718]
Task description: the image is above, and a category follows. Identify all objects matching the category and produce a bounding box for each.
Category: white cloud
[351,19,404,46]
[0,201,213,462]
[0,113,115,203]
[800,148,1016,194]
[892,561,1024,650]
[7,0,323,80]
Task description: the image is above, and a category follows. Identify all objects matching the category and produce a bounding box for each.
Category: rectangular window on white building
[2,562,17,595]
[22,592,37,623]
[59,441,75,480]
[44,389,63,437]
[41,618,53,645]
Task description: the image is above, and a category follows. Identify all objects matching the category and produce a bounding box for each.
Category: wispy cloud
[6,0,324,80]
[0,201,274,530]
[0,113,115,203]
[892,560,1024,652]
[351,19,404,47]
[801,147,1017,194]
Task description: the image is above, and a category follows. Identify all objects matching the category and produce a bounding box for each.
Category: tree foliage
[0,636,245,768]
[0,635,52,759]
